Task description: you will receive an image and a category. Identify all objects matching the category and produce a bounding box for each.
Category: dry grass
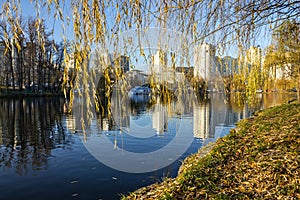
[123,103,300,199]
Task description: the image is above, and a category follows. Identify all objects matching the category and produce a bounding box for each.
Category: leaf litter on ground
[123,103,300,200]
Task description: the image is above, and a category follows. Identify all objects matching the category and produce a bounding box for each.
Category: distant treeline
[0,17,70,94]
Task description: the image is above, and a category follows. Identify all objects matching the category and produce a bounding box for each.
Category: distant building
[153,50,167,74]
[267,52,294,81]
[112,55,129,73]
[92,50,129,75]
[175,66,192,74]
[176,66,194,81]
[194,43,216,81]
[271,63,292,80]
[216,56,239,77]
[245,46,262,67]
[151,50,170,83]
[151,50,189,85]
[91,50,113,72]
[126,69,148,86]
[91,51,129,73]
[90,51,130,90]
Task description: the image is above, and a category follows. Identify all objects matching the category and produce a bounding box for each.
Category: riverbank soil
[123,103,300,199]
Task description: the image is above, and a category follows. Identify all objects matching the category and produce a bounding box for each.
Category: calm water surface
[0,93,297,199]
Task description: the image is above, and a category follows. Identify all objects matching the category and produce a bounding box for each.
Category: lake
[0,92,297,199]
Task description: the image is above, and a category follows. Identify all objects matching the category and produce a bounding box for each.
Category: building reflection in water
[96,92,116,131]
[0,88,295,181]
[65,115,76,132]
[95,87,259,142]
[192,93,254,141]
[111,87,130,130]
[0,119,2,146]
[92,85,297,148]
[0,97,70,175]
[193,99,212,139]
[152,98,167,134]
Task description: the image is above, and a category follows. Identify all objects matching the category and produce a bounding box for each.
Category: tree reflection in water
[0,97,71,175]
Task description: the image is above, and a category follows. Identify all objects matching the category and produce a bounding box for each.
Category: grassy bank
[123,103,300,199]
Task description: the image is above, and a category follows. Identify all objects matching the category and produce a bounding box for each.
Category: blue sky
[17,1,272,48]
[1,0,272,68]
[18,0,73,42]
[1,0,273,45]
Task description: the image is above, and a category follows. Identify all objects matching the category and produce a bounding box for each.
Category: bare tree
[0,21,14,89]
[24,17,38,90]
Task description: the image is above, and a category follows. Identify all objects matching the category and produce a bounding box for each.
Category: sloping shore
[123,103,300,199]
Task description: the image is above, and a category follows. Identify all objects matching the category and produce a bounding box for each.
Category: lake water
[0,92,297,199]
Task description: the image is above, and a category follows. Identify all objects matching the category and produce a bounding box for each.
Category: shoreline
[123,102,300,199]
[0,91,64,98]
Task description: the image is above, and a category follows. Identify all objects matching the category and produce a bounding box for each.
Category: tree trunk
[19,49,24,90]
[297,74,300,102]
[9,49,15,91]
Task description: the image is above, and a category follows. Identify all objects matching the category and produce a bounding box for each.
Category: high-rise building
[245,46,262,67]
[152,49,175,84]
[216,56,239,77]
[91,50,113,72]
[113,55,130,73]
[126,69,148,86]
[194,43,216,81]
[153,50,167,72]
[153,50,168,76]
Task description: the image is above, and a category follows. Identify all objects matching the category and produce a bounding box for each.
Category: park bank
[123,102,300,199]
